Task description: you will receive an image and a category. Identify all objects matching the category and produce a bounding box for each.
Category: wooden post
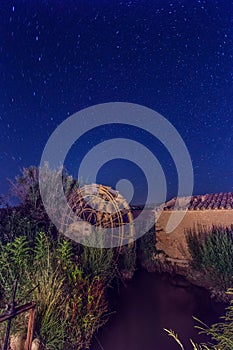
[25,305,36,350]
[0,302,36,350]
[3,279,17,350]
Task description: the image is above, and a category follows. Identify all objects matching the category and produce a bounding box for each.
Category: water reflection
[92,270,225,350]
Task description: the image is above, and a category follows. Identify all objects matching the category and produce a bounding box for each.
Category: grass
[0,232,114,349]
[186,225,233,291]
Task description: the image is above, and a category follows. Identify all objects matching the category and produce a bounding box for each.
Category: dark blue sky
[0,0,232,204]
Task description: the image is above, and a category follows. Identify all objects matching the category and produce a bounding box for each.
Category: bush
[138,226,157,271]
[0,208,40,245]
[118,242,137,280]
[0,232,110,349]
[186,228,204,270]
[201,289,233,349]
[186,226,233,289]
[80,231,117,286]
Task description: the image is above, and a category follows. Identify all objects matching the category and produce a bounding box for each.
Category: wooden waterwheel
[61,183,135,247]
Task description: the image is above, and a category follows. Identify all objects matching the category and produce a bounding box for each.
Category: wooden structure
[0,280,36,350]
[61,183,135,247]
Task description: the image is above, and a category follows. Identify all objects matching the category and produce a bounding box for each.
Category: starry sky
[1,0,233,205]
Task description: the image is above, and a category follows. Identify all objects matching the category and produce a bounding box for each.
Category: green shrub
[199,289,233,349]
[186,228,204,270]
[186,226,233,289]
[0,208,40,245]
[118,242,137,280]
[64,273,109,349]
[0,231,110,349]
[138,226,157,271]
[0,236,32,309]
[74,228,117,285]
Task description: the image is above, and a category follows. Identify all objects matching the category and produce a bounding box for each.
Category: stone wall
[155,209,233,260]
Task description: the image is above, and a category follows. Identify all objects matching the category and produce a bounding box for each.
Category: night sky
[1,0,232,205]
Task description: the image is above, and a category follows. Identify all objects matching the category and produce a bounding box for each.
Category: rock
[10,333,24,350]
[121,269,135,281]
[31,338,41,350]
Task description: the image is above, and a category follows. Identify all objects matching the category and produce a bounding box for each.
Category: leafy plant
[81,244,116,285]
[118,242,137,281]
[0,208,40,245]
[196,289,233,349]
[0,230,112,349]
[138,226,157,271]
[32,265,66,349]
[186,227,204,270]
[64,273,109,350]
[186,226,233,289]
[76,228,117,285]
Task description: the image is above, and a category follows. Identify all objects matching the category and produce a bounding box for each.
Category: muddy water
[91,270,226,350]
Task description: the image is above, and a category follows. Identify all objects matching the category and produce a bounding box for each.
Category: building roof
[163,192,233,211]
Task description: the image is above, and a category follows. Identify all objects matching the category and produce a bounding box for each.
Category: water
[91,270,226,350]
